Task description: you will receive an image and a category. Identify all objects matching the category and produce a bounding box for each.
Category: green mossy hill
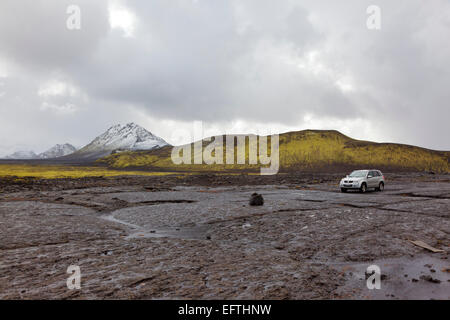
[98,130,449,173]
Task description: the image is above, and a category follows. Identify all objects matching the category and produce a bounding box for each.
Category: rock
[249,193,264,206]
[420,275,441,283]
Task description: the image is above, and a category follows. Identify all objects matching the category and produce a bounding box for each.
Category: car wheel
[360,183,367,193]
[378,182,384,192]
[341,188,347,193]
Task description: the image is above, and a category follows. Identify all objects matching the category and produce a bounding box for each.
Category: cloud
[40,102,78,114]
[108,0,137,37]
[0,0,449,156]
[38,80,79,98]
[0,0,110,72]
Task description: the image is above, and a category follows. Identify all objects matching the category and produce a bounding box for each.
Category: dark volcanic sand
[0,172,448,299]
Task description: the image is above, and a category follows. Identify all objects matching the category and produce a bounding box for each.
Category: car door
[375,171,382,186]
[367,171,377,188]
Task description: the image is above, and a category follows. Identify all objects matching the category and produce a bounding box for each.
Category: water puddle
[101,214,208,241]
[102,214,141,230]
[333,255,449,299]
[126,225,209,240]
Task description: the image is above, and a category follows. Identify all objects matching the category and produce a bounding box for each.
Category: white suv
[340,170,385,193]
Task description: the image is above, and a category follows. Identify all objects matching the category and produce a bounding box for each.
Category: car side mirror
[368,174,373,178]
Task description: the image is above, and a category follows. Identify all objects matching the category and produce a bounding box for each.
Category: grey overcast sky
[0,0,449,156]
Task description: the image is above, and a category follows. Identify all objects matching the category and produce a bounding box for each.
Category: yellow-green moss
[0,164,176,179]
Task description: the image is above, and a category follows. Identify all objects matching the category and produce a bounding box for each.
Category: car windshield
[348,170,367,177]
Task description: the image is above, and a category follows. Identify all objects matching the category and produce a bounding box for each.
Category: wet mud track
[0,174,449,299]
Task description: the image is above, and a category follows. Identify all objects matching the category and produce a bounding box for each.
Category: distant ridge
[4,143,77,159]
[5,150,38,160]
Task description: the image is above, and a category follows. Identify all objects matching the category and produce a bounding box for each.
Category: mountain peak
[72,123,169,159]
[38,143,77,159]
[107,122,139,130]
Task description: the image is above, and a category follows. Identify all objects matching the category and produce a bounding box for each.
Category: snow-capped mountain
[5,150,38,159]
[71,123,169,159]
[38,143,77,159]
[4,143,78,159]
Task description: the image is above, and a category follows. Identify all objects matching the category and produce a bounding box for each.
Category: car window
[368,171,375,177]
[349,170,368,177]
